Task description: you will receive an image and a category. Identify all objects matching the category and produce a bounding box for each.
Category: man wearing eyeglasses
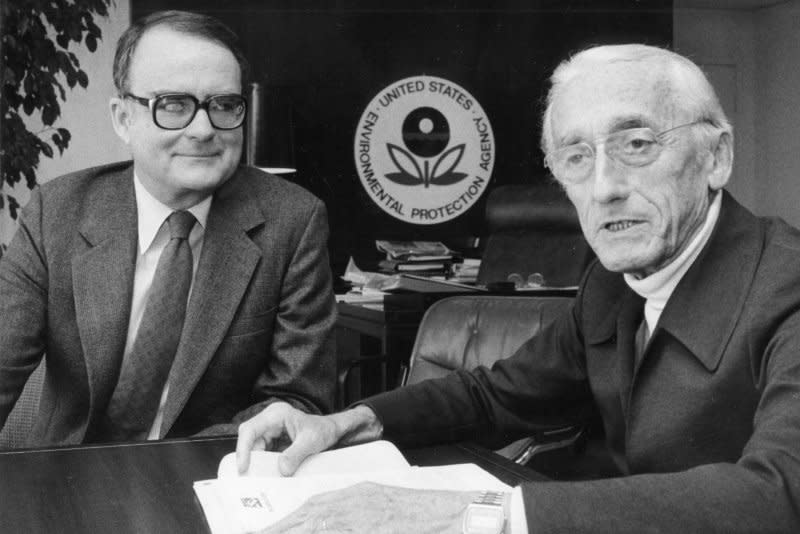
[0,11,336,445]
[236,44,800,532]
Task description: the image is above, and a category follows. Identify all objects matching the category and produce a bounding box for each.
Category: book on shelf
[193,440,512,534]
[375,240,457,262]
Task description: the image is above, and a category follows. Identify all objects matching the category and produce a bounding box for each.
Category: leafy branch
[1,0,111,221]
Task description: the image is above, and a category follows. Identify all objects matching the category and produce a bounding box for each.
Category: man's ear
[706,130,733,191]
[110,96,132,144]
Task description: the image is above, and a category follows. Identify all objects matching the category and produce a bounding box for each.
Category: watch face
[463,491,507,534]
[463,506,505,534]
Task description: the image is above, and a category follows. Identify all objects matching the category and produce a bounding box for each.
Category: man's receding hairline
[124,26,242,93]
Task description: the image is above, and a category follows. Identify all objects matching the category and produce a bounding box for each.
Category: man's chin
[173,163,235,187]
[595,252,654,276]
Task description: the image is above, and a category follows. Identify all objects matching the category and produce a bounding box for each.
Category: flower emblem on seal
[385,106,467,188]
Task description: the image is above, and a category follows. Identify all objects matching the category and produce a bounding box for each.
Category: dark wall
[132,0,673,274]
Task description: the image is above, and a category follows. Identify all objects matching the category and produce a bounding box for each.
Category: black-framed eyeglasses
[124,93,247,130]
[544,120,707,184]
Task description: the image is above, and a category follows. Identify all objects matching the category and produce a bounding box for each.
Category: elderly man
[237,44,800,532]
[0,11,336,444]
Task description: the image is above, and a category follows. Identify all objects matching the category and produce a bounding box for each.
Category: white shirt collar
[133,172,212,253]
[624,190,723,333]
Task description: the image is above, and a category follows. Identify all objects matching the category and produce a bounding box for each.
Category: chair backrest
[0,363,45,449]
[405,295,573,385]
[404,295,576,462]
[477,184,593,288]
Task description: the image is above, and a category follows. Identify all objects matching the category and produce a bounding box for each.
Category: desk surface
[0,437,543,533]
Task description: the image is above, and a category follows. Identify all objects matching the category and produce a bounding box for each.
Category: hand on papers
[236,401,339,476]
[255,481,476,534]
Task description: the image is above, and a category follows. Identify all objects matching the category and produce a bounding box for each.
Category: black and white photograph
[1,1,799,532]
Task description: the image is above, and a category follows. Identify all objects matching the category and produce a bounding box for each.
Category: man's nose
[184,108,216,139]
[591,148,630,202]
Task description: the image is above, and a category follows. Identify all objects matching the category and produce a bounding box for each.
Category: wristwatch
[462,490,507,534]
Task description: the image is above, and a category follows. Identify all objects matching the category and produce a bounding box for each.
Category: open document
[194,441,519,534]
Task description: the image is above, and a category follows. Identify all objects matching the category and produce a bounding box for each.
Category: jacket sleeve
[365,302,594,450]
[0,188,48,429]
[232,198,337,422]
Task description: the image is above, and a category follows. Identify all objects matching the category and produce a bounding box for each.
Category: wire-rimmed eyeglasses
[124,93,247,130]
[544,120,707,184]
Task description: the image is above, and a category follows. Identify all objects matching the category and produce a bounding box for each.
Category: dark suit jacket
[367,192,800,533]
[0,161,337,445]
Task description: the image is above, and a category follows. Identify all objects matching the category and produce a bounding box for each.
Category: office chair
[478,184,594,288]
[402,294,584,464]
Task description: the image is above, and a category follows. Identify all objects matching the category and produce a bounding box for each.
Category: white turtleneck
[623,191,722,339]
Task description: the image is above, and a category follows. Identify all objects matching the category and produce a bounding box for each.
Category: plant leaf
[386,143,422,181]
[40,142,54,159]
[384,171,423,186]
[8,194,20,220]
[57,128,71,143]
[431,144,465,180]
[430,171,469,186]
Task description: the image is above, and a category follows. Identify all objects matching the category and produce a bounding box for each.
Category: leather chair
[0,363,45,449]
[403,294,584,464]
[478,184,594,288]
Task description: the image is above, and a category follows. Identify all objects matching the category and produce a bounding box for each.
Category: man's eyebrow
[554,116,653,148]
[609,117,648,131]
[557,133,583,147]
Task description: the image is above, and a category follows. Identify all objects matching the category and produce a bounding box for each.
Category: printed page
[194,463,511,534]
[217,440,410,479]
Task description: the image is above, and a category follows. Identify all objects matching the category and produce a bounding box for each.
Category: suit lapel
[655,192,763,372]
[160,170,265,435]
[72,167,138,416]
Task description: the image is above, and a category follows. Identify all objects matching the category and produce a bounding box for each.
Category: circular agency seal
[354,75,494,225]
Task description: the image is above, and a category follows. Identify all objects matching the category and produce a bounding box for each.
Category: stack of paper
[193,441,515,534]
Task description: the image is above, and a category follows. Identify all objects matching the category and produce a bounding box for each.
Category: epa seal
[354,75,494,224]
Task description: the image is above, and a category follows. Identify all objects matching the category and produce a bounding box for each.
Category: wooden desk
[0,437,544,533]
[336,295,432,405]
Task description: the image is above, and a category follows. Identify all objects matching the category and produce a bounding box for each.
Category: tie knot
[167,210,196,240]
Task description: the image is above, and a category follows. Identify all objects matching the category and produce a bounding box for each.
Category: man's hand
[236,402,339,475]
[236,402,383,476]
[258,482,478,534]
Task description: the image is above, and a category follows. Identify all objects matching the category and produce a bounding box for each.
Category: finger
[278,432,325,476]
[236,422,258,474]
[236,403,295,473]
[236,418,278,473]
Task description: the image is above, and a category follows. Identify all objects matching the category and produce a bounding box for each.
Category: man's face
[111,27,243,209]
[548,63,719,278]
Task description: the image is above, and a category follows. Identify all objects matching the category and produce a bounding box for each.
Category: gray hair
[540,44,732,155]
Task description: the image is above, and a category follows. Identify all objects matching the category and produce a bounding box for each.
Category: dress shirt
[126,173,211,439]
